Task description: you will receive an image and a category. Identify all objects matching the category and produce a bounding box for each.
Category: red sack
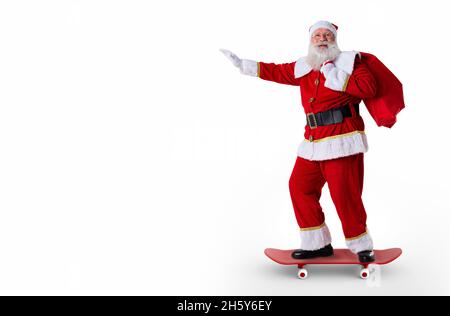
[360,52,405,128]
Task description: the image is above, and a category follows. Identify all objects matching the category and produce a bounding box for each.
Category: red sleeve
[345,57,377,98]
[258,61,300,86]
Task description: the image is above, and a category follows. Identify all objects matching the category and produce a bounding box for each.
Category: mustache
[313,41,335,48]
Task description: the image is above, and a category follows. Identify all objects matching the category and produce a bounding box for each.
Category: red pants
[289,153,372,252]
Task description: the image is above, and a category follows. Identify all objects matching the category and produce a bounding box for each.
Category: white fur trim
[294,57,312,78]
[346,231,374,254]
[321,63,350,92]
[333,51,359,75]
[240,59,258,77]
[300,224,332,251]
[297,131,369,161]
[309,21,337,38]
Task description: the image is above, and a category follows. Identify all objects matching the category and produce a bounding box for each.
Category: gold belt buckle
[306,113,318,129]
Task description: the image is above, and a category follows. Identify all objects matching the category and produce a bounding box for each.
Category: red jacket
[257,51,377,161]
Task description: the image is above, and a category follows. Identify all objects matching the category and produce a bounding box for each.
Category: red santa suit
[241,51,377,253]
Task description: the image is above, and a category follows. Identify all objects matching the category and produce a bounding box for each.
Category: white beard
[305,42,341,70]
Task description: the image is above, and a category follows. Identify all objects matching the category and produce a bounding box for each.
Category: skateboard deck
[264,248,402,279]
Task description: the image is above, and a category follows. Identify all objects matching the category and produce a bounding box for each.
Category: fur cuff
[240,59,259,77]
[346,231,374,254]
[300,224,332,251]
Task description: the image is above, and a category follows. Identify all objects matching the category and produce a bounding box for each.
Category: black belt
[306,104,360,129]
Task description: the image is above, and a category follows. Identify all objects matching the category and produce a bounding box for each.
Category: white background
[0,0,449,295]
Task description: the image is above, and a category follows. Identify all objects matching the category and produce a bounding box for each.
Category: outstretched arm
[258,61,299,86]
[220,49,300,86]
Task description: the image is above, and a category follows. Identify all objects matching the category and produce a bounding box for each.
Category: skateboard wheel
[360,268,369,279]
[298,269,308,280]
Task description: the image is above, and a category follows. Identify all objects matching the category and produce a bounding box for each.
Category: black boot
[291,244,334,260]
[358,250,375,263]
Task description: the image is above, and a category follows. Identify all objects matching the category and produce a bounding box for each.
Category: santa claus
[221,20,401,263]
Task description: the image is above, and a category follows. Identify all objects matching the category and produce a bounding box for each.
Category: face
[311,28,335,52]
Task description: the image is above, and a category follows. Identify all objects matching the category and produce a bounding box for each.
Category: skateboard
[264,248,402,279]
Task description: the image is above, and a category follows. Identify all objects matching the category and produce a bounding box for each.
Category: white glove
[220,48,242,69]
[320,61,350,92]
[220,48,259,77]
[320,60,334,72]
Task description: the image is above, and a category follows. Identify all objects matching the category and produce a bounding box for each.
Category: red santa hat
[309,21,338,38]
